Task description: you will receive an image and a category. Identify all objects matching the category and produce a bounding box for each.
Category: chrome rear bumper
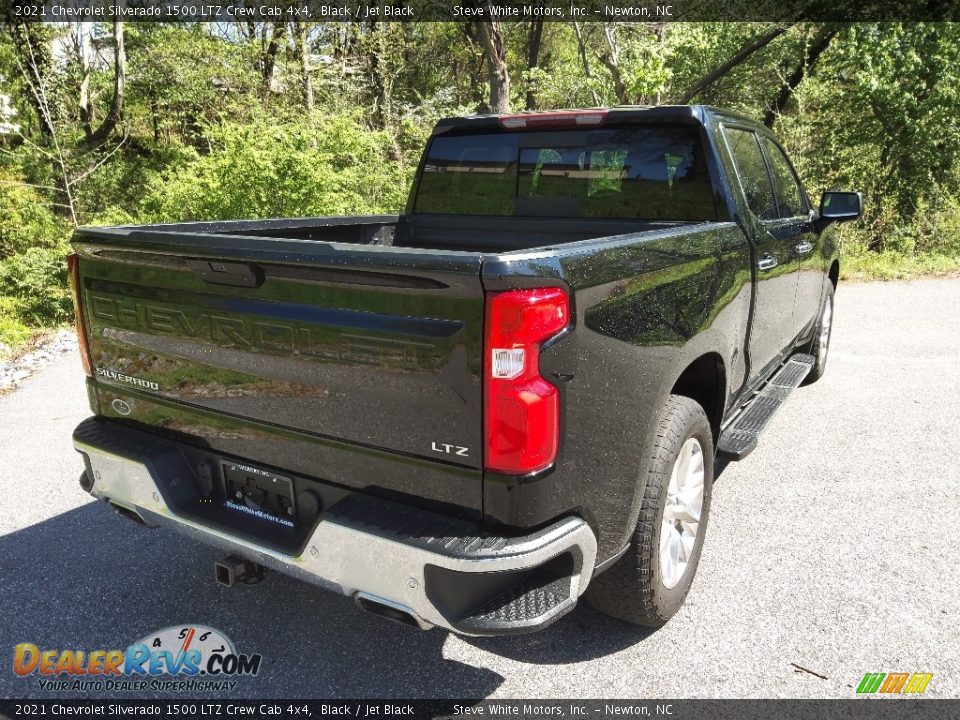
[73,417,597,636]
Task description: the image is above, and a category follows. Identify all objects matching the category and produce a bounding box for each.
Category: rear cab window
[415,125,720,221]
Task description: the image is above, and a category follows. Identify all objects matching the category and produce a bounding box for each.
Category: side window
[723,127,777,221]
[761,137,806,218]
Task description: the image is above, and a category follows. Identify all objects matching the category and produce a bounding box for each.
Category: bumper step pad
[717,353,814,460]
[457,576,573,635]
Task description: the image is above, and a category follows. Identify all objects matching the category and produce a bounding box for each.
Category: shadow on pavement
[0,502,501,699]
[714,456,733,481]
[0,501,657,699]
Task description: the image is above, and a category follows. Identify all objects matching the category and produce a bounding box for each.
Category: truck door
[759,135,821,345]
[721,125,800,381]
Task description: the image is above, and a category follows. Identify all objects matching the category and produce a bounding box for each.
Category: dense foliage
[0,20,958,350]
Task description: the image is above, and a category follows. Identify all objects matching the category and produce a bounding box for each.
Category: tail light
[484,287,569,474]
[67,253,93,377]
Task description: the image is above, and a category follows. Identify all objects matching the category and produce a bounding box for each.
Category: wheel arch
[669,352,727,442]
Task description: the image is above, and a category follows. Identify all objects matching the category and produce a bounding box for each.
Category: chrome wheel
[659,437,705,590]
[818,295,833,367]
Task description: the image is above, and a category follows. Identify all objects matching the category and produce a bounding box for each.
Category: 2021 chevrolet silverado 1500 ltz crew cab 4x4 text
[69,106,861,635]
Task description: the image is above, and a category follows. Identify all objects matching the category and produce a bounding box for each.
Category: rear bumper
[73,417,597,636]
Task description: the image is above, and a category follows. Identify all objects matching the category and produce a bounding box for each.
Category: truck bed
[71,214,724,522]
[98,214,705,253]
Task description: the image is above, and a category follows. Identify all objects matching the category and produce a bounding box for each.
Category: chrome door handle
[795,241,814,254]
[757,255,778,271]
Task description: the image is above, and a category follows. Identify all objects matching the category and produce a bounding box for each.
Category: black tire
[803,284,834,385]
[586,395,714,627]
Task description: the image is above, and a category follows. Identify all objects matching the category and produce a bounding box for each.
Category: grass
[0,299,34,356]
[0,326,64,362]
[840,251,960,282]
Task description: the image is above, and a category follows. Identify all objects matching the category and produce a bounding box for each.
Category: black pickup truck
[69,105,861,635]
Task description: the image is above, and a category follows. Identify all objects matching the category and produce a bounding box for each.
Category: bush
[0,241,72,326]
[71,142,196,225]
[0,171,71,352]
[0,296,32,354]
[913,195,960,257]
[0,170,64,259]
[139,111,413,222]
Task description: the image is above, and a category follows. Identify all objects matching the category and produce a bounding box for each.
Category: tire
[586,395,713,627]
[803,284,834,385]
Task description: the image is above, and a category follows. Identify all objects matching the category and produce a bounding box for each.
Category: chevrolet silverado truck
[69,105,862,635]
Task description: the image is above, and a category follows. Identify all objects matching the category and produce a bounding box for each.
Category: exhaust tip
[108,501,147,526]
[355,593,426,629]
[79,470,94,493]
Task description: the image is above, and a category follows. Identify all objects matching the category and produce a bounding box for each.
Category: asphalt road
[1,278,958,700]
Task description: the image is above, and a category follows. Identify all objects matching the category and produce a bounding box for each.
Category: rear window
[414,125,718,221]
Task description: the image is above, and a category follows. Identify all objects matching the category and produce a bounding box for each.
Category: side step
[717,353,814,460]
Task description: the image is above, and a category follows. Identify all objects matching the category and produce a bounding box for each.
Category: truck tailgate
[73,229,485,513]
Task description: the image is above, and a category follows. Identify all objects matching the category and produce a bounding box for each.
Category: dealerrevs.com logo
[13,625,262,693]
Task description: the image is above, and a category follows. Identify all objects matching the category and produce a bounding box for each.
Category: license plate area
[221,461,296,528]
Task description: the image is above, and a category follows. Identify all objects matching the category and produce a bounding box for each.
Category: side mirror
[819,191,863,223]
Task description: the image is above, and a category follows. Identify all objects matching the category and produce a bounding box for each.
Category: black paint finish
[71,105,840,566]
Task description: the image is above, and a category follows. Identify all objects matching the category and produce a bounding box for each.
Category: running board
[717,353,814,460]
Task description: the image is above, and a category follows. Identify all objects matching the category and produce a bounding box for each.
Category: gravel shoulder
[0,278,958,700]
[0,329,78,394]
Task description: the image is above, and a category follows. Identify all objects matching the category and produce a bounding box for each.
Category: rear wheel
[803,285,834,384]
[586,395,713,627]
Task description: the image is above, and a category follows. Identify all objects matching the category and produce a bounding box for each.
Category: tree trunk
[651,21,666,104]
[597,26,628,105]
[74,24,93,139]
[11,23,55,138]
[525,19,544,110]
[87,18,125,146]
[293,18,314,112]
[11,23,77,224]
[677,24,794,104]
[763,25,838,127]
[571,22,602,106]
[367,21,391,127]
[475,18,511,113]
[462,23,486,110]
[260,20,283,94]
